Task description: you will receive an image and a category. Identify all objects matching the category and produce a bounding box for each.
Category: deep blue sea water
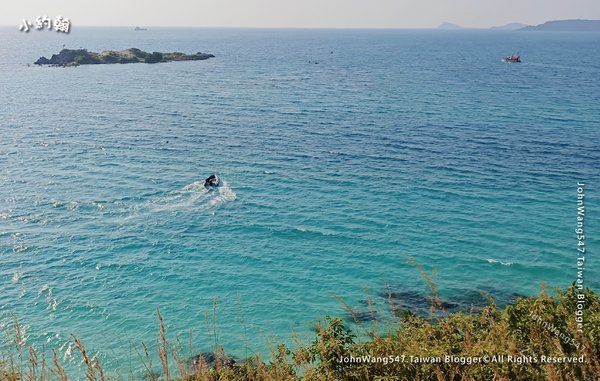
[1,27,599,375]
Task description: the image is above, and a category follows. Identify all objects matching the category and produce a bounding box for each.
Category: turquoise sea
[1,27,599,374]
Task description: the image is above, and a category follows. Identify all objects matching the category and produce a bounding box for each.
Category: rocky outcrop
[34,48,214,66]
[191,352,237,371]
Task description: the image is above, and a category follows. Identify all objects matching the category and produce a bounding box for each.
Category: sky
[2,0,600,29]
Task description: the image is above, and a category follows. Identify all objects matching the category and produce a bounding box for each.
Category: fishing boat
[502,54,521,63]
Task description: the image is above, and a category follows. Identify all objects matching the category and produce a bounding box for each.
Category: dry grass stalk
[327,293,360,323]
[134,341,156,381]
[52,349,68,381]
[157,308,170,381]
[27,345,38,381]
[71,334,98,381]
[407,256,444,315]
[171,336,188,379]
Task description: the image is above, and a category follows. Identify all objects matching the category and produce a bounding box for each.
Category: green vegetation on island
[1,285,598,380]
[34,48,215,67]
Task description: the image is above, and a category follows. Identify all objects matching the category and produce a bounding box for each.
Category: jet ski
[204,174,220,187]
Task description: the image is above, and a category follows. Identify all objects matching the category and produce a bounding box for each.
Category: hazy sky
[3,0,600,28]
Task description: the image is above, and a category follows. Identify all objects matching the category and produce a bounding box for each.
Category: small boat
[134,27,147,31]
[502,54,521,63]
[204,174,220,187]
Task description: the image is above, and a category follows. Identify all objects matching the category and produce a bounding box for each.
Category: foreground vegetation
[1,285,599,381]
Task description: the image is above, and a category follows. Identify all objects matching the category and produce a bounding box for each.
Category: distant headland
[520,19,600,31]
[437,19,600,31]
[34,48,215,67]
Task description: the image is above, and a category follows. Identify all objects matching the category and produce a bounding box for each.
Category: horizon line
[0,24,520,30]
[2,18,599,30]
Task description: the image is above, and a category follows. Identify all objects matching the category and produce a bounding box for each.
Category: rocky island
[34,48,214,67]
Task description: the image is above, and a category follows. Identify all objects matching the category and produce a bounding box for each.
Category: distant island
[34,48,215,67]
[437,22,462,30]
[437,22,529,30]
[520,19,600,31]
[490,22,529,30]
[438,22,529,30]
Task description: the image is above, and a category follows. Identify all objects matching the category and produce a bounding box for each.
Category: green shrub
[145,52,164,64]
[1,285,598,380]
